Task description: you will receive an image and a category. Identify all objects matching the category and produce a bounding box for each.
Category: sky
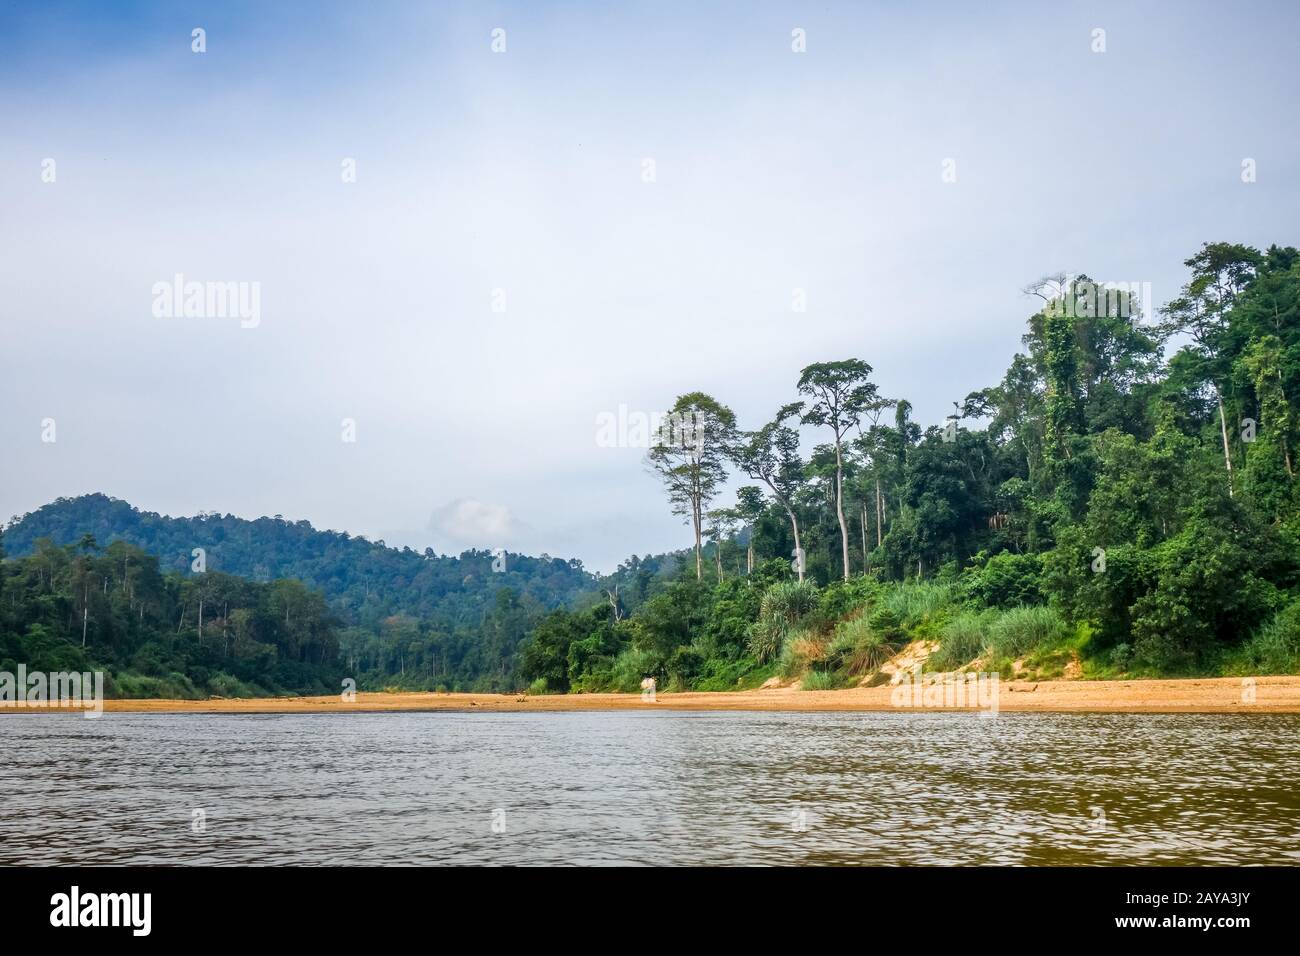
[1,0,1298,572]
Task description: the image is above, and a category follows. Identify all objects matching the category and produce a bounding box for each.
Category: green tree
[797,360,880,580]
[645,393,737,580]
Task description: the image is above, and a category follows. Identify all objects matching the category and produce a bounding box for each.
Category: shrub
[610,647,659,693]
[760,580,819,622]
[866,605,907,643]
[692,656,768,691]
[528,677,549,696]
[747,580,819,663]
[962,552,1043,609]
[207,672,258,698]
[1232,602,1300,675]
[818,577,879,619]
[667,645,704,686]
[1109,643,1134,671]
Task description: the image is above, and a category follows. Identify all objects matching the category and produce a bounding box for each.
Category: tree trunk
[1276,370,1295,478]
[692,502,703,580]
[834,439,849,580]
[1216,386,1234,497]
[786,507,805,583]
[876,479,883,547]
[860,501,868,573]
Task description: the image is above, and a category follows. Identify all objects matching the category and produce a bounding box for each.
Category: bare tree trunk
[860,501,868,573]
[785,508,805,583]
[691,474,704,580]
[692,506,703,580]
[81,584,88,648]
[876,479,884,547]
[834,440,849,580]
[1216,386,1234,497]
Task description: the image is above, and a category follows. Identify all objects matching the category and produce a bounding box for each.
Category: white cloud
[427,498,525,549]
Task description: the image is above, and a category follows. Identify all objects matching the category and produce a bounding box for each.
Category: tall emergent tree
[797,360,879,580]
[646,392,736,580]
[1158,242,1262,496]
[728,402,808,581]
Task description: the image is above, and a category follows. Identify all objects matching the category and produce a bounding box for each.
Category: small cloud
[427,497,525,548]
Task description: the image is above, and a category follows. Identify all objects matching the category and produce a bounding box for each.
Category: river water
[3,711,1297,865]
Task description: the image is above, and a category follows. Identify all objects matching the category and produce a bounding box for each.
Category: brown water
[2,711,1297,865]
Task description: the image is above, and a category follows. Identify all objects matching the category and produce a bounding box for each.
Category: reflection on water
[2,711,1297,865]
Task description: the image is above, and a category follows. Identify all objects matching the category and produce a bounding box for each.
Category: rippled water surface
[3,711,1298,865]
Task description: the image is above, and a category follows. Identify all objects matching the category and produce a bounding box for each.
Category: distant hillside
[3,494,595,630]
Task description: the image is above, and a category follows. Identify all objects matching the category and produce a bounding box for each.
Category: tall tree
[728,402,808,581]
[1158,242,1263,496]
[798,360,880,580]
[646,392,736,580]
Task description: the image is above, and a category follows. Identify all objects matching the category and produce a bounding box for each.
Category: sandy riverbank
[7,674,1300,715]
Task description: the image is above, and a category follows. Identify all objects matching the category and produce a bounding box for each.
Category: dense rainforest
[3,241,1298,697]
[520,240,1300,692]
[0,494,680,695]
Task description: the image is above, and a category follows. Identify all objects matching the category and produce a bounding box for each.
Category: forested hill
[2,494,595,628]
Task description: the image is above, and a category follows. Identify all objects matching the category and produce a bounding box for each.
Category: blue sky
[2,0,1298,571]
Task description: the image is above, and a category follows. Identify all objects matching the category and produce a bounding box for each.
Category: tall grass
[777,629,825,678]
[800,670,844,691]
[986,606,1068,658]
[829,615,899,675]
[880,580,957,630]
[930,610,991,670]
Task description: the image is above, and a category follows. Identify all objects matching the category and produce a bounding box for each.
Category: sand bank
[6,674,1299,715]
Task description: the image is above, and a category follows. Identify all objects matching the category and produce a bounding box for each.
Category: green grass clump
[930,610,992,670]
[986,605,1069,659]
[828,615,899,675]
[880,581,956,631]
[800,670,845,691]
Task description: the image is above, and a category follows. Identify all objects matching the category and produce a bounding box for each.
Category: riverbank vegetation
[0,536,343,697]
[520,241,1300,691]
[3,241,1298,696]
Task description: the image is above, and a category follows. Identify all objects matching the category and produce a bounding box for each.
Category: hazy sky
[2,0,1297,572]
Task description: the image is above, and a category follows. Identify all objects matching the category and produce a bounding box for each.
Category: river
[3,711,1297,865]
